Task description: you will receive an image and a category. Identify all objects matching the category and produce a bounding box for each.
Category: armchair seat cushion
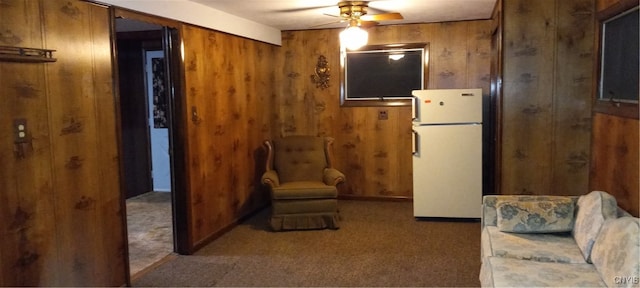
[272,181,338,200]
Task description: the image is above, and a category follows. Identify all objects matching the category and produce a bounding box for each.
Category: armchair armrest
[261,170,280,188]
[323,168,345,186]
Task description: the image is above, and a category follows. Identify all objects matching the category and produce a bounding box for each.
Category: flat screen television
[341,43,428,104]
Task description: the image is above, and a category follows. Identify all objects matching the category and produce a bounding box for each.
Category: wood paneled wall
[501,0,595,196]
[590,0,639,217]
[277,21,492,198]
[590,114,639,216]
[1,1,634,285]
[180,25,278,249]
[0,0,126,286]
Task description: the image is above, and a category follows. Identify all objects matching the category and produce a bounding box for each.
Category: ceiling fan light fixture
[340,25,368,50]
[388,54,405,61]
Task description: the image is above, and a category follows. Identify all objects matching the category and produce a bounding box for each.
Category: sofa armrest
[261,170,280,188]
[323,168,345,186]
[481,195,579,227]
[617,207,633,217]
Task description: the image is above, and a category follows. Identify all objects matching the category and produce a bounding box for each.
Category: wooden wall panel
[432,23,470,88]
[0,1,58,285]
[0,0,127,286]
[590,114,639,216]
[552,0,595,195]
[502,0,556,195]
[43,1,125,285]
[501,0,595,196]
[278,21,492,199]
[180,25,277,249]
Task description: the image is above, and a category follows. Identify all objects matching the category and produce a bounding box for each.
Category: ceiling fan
[331,1,403,50]
[278,1,403,49]
[316,1,404,28]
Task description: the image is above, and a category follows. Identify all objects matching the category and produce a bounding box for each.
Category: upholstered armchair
[261,135,345,231]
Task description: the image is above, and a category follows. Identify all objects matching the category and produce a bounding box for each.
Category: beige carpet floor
[127,191,174,275]
[133,200,481,287]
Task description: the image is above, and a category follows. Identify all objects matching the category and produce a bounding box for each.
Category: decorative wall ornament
[151,57,168,128]
[311,55,330,89]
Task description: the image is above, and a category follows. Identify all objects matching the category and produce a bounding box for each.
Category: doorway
[115,16,176,277]
[145,50,171,193]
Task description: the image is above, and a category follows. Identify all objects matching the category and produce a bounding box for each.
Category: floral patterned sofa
[480,191,640,287]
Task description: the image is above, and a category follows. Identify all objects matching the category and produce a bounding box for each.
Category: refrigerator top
[412,88,483,124]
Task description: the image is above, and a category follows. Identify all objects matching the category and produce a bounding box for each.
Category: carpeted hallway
[133,200,481,287]
[127,191,174,275]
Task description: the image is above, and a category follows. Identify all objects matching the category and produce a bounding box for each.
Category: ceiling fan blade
[361,12,403,22]
[274,5,333,13]
[365,5,394,15]
[310,20,345,28]
[359,20,379,28]
[322,13,341,18]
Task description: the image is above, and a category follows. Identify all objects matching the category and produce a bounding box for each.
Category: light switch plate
[13,118,27,142]
[378,110,388,120]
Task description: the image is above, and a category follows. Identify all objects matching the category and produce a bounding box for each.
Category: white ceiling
[189,0,497,31]
[104,0,496,45]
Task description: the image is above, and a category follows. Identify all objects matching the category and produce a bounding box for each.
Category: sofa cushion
[482,195,578,227]
[480,257,606,287]
[482,226,586,264]
[573,191,618,263]
[590,217,640,288]
[496,199,574,233]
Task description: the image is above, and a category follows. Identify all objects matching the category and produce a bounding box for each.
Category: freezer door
[412,88,482,124]
[412,124,482,218]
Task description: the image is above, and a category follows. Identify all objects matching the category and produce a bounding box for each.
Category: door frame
[109,7,190,284]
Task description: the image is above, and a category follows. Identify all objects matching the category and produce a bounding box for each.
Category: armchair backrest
[273,136,328,183]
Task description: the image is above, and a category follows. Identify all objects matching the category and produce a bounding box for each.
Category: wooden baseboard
[129,253,178,282]
[190,203,270,253]
[338,194,413,202]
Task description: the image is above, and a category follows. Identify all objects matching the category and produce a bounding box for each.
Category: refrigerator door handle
[411,96,419,122]
[412,129,419,156]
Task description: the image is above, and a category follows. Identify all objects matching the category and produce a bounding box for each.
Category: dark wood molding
[597,0,639,20]
[490,0,503,195]
[109,6,132,286]
[593,101,640,119]
[339,98,413,107]
[165,26,192,255]
[114,7,181,29]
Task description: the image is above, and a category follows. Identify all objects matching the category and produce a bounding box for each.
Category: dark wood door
[116,31,162,199]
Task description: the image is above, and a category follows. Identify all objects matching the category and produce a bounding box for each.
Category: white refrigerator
[411,88,482,218]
